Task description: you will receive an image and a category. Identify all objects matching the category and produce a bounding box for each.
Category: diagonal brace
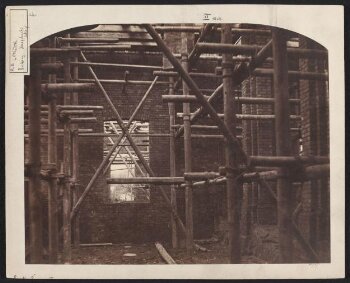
[71,55,186,235]
[71,67,158,220]
[144,24,247,162]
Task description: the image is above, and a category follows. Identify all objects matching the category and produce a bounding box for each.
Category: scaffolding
[25,23,329,264]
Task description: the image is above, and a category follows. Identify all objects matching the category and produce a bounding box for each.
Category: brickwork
[24,27,330,263]
[297,36,330,261]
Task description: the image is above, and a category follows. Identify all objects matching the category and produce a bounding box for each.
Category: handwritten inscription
[9,9,28,73]
[203,13,222,22]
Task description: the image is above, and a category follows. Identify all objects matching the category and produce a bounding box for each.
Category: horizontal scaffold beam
[172,125,219,130]
[40,63,64,73]
[154,25,271,35]
[57,37,120,44]
[24,105,104,110]
[248,156,329,167]
[41,83,95,93]
[162,95,300,105]
[216,67,328,81]
[303,164,330,179]
[107,177,185,185]
[69,117,97,123]
[196,43,328,59]
[78,78,168,85]
[185,164,329,188]
[157,69,328,81]
[59,110,94,115]
[177,113,301,120]
[66,45,132,51]
[25,128,93,133]
[31,48,81,57]
[78,133,169,137]
[184,172,220,181]
[71,61,162,71]
[154,70,219,78]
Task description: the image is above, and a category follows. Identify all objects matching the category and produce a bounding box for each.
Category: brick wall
[297,36,330,261]
[25,28,330,262]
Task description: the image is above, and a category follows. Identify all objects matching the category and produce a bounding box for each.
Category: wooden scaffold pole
[62,34,72,263]
[222,24,241,263]
[272,28,294,263]
[181,29,194,254]
[47,38,59,263]
[28,60,44,263]
[168,76,178,248]
[71,53,80,248]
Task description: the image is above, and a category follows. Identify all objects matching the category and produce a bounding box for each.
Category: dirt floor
[70,242,267,264]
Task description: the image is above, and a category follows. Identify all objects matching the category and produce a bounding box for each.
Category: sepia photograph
[5,5,344,279]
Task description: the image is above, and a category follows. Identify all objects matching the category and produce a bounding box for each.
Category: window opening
[104,120,150,203]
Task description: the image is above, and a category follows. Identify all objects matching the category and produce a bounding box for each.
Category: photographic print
[5,5,344,279]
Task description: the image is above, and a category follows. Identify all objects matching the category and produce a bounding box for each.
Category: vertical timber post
[72,55,80,248]
[47,37,59,263]
[28,60,43,263]
[62,34,72,262]
[222,24,241,263]
[272,28,294,263]
[168,76,178,249]
[181,30,194,254]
